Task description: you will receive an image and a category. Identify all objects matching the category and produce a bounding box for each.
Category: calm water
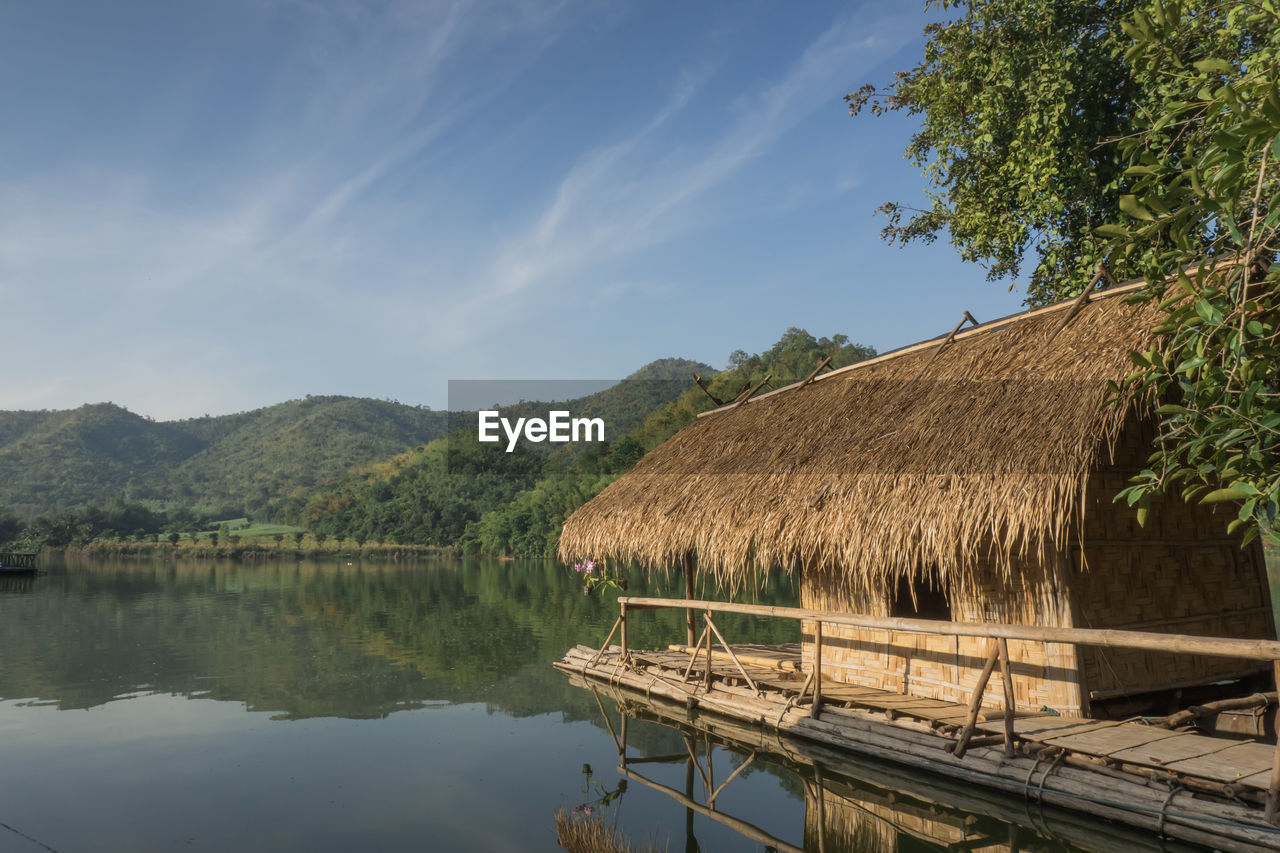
[0,554,1208,852]
[0,554,807,852]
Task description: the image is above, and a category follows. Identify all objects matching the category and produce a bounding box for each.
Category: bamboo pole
[619,601,628,659]
[814,762,828,853]
[794,356,832,391]
[704,611,713,691]
[683,624,710,684]
[589,688,622,755]
[998,638,1016,757]
[684,551,695,647]
[953,642,1001,759]
[1267,661,1280,825]
[704,613,760,694]
[620,764,804,853]
[1156,692,1277,729]
[732,374,772,409]
[586,617,622,668]
[685,737,711,795]
[813,620,824,719]
[708,752,755,806]
[617,596,1280,661]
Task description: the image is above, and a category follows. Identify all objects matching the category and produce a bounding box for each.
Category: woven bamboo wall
[800,553,1084,715]
[1072,421,1274,699]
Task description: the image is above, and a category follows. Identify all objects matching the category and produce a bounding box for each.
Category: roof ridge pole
[792,356,833,392]
[1047,264,1110,343]
[908,311,981,384]
[732,374,773,410]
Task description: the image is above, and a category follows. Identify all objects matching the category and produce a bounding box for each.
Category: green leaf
[1193,59,1236,75]
[1201,487,1254,504]
[1119,194,1156,221]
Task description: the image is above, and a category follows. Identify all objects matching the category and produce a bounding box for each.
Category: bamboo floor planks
[626,641,1280,794]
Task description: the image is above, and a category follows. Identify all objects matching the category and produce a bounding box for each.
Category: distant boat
[0,551,38,575]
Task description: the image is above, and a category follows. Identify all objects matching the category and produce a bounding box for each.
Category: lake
[0,554,1210,852]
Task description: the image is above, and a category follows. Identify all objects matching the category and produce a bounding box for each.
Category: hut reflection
[579,680,1210,853]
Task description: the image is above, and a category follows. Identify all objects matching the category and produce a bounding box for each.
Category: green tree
[1099,0,1280,542]
[293,531,305,549]
[857,0,1278,540]
[848,0,1150,303]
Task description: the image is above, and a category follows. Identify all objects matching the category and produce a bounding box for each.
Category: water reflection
[569,676,1211,853]
[0,554,802,852]
[0,552,798,721]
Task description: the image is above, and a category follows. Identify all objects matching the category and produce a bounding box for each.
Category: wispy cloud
[433,7,918,342]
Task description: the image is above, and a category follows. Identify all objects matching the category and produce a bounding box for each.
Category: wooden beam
[619,765,805,853]
[953,642,1000,759]
[684,551,696,647]
[617,596,1280,661]
[794,356,832,392]
[998,638,1016,757]
[813,620,824,719]
[732,374,772,409]
[1267,661,1280,824]
[704,613,760,695]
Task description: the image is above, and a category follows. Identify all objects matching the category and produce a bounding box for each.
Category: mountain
[0,359,712,519]
[0,397,445,517]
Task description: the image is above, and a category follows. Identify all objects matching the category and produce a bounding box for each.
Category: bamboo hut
[559,280,1274,718]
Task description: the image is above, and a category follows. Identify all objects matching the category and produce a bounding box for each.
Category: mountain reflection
[0,554,798,721]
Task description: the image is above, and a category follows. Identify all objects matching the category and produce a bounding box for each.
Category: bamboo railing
[612,595,1280,825]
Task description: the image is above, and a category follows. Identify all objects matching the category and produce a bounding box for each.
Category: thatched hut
[559,280,1274,717]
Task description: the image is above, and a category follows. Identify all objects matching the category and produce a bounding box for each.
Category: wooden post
[683,624,711,683]
[705,612,760,694]
[704,611,713,691]
[953,641,1000,759]
[620,601,628,659]
[684,551,696,647]
[1267,660,1280,824]
[998,637,1016,757]
[812,620,823,719]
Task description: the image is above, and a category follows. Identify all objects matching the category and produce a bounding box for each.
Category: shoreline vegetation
[51,535,461,562]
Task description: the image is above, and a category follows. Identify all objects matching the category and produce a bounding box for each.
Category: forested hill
[0,358,712,519]
[0,397,446,516]
[303,330,875,556]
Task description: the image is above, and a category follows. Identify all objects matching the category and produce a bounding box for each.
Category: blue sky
[1,0,1031,420]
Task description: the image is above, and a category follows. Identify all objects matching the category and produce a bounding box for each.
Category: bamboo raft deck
[556,641,1280,851]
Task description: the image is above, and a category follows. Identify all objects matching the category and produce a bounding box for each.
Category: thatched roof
[559,282,1162,595]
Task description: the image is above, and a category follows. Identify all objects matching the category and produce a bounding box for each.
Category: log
[1156,691,1276,729]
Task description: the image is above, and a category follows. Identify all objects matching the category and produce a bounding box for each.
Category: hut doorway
[890,574,950,621]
